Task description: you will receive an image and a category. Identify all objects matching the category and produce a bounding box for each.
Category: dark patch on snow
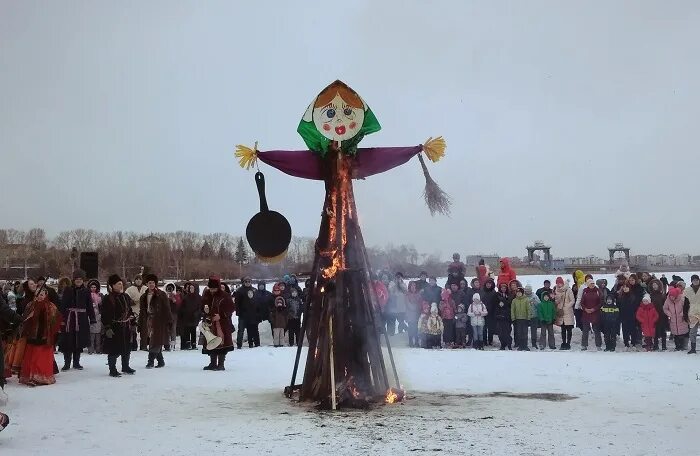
[413,391,577,403]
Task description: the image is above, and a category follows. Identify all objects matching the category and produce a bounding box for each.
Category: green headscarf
[296,81,381,157]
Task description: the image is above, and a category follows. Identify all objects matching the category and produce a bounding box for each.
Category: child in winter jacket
[601,294,620,351]
[454,304,468,348]
[467,293,488,350]
[511,288,532,351]
[537,291,556,350]
[271,288,287,347]
[439,290,456,348]
[636,294,659,352]
[420,303,443,349]
[417,302,431,348]
[524,285,540,349]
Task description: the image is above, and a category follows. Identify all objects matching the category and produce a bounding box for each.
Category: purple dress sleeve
[257,150,324,180]
[256,145,423,180]
[353,145,423,179]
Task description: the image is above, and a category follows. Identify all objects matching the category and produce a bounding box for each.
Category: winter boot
[203,354,217,370]
[146,353,155,369]
[155,353,165,368]
[61,353,72,371]
[121,353,136,375]
[108,355,121,377]
[73,352,84,370]
[688,343,696,355]
[559,343,565,350]
[216,353,226,371]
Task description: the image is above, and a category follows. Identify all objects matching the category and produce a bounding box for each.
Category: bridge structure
[526,241,552,270]
[608,243,631,264]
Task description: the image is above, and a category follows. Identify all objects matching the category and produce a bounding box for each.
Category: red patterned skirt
[19,344,56,386]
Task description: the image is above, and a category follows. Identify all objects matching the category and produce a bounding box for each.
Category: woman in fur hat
[138,274,172,368]
[18,285,62,386]
[201,276,235,371]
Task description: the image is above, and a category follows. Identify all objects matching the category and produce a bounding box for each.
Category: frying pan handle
[255,171,269,212]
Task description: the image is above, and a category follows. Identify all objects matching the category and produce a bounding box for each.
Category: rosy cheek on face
[349,121,357,130]
[323,124,331,131]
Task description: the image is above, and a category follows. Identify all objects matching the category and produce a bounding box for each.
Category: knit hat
[144,274,158,284]
[430,303,438,314]
[457,303,465,312]
[107,274,123,288]
[473,293,481,302]
[87,279,100,290]
[556,277,564,286]
[516,287,525,295]
[541,291,551,300]
[669,287,682,298]
[72,269,86,280]
[586,278,595,287]
[524,285,533,295]
[642,293,651,303]
[441,289,451,301]
[207,276,221,289]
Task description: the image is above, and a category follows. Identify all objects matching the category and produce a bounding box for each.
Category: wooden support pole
[329,314,337,410]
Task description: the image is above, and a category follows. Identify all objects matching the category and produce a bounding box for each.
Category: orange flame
[322,256,342,279]
[385,387,405,404]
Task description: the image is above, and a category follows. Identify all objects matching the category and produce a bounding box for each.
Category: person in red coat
[579,279,602,350]
[201,276,235,371]
[636,294,659,352]
[497,258,517,289]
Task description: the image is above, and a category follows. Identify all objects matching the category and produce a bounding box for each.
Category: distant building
[565,256,606,266]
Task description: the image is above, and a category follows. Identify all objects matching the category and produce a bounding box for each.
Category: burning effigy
[236,80,448,409]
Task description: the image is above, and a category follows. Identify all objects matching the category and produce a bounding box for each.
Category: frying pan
[246,171,292,262]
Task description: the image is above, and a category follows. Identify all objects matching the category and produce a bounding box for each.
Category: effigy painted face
[297,80,381,156]
[312,94,365,142]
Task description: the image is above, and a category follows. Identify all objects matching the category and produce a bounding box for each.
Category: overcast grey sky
[1,1,698,259]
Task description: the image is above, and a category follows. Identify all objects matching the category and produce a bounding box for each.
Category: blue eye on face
[326,108,336,118]
[343,107,353,116]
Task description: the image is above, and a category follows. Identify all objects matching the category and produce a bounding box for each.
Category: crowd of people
[374,254,700,354]
[0,270,310,431]
[1,255,699,432]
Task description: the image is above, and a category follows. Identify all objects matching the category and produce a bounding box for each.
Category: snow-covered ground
[1,323,698,455]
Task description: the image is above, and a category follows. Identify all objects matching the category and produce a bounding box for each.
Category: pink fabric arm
[257,145,424,180]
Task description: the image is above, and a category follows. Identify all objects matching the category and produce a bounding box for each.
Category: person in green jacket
[511,287,532,351]
[537,291,557,350]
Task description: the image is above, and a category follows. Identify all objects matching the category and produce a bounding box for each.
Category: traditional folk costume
[18,290,62,386]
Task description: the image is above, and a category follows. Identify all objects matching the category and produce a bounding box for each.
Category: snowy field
[2,325,698,456]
